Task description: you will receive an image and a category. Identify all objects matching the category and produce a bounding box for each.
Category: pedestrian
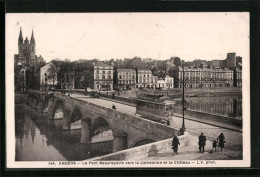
[217,133,225,152]
[212,140,217,152]
[166,118,170,126]
[198,133,206,153]
[172,135,180,156]
[112,104,116,110]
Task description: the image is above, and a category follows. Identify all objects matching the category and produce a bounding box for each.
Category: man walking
[198,133,206,153]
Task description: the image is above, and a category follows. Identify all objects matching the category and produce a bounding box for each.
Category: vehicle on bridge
[135,97,175,124]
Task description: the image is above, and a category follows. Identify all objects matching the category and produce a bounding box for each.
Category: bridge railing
[53,92,180,140]
[87,132,189,161]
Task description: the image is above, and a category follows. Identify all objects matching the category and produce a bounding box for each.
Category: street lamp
[180,60,186,135]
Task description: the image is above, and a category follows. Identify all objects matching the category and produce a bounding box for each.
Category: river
[175,95,242,118]
[15,105,113,161]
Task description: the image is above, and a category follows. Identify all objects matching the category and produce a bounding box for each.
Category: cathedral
[14,28,45,67]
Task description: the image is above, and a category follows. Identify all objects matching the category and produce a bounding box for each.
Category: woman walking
[217,133,225,152]
[172,135,180,156]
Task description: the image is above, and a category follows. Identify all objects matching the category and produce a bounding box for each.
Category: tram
[135,97,175,123]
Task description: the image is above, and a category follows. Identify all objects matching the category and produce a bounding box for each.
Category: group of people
[199,132,226,153]
[171,132,225,156]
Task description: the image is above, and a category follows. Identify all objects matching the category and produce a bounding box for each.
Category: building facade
[173,67,234,88]
[116,69,136,90]
[14,28,45,67]
[234,68,242,87]
[164,75,174,88]
[40,62,58,90]
[136,70,153,88]
[87,62,114,91]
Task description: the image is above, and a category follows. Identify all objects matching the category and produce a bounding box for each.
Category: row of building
[85,61,241,91]
[16,57,242,92]
[86,61,174,91]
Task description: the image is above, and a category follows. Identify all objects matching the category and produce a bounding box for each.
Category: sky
[6,13,249,62]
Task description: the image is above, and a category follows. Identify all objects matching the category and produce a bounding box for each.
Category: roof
[94,61,113,67]
[165,75,172,78]
[118,69,135,72]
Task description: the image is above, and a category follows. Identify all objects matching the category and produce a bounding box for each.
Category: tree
[47,63,60,88]
[173,57,181,66]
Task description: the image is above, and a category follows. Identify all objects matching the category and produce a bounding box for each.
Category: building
[151,75,158,89]
[87,61,114,91]
[211,60,226,69]
[14,28,45,67]
[156,79,167,88]
[116,69,136,90]
[136,70,153,88]
[226,52,237,68]
[234,68,242,87]
[172,66,234,88]
[164,75,174,88]
[40,62,58,90]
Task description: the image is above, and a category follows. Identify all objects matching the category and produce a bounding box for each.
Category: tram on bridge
[135,96,175,124]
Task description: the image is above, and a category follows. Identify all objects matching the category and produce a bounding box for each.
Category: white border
[6,12,250,168]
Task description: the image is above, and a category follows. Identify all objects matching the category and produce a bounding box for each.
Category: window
[102,75,105,79]
[119,76,122,79]
[97,70,99,74]
[45,73,47,76]
[103,71,105,74]
[45,78,47,81]
[108,71,111,74]
[108,75,111,80]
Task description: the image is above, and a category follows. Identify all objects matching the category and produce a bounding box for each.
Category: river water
[15,105,113,161]
[175,96,242,118]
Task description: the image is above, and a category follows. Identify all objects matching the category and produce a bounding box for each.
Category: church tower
[15,27,44,67]
[18,27,24,57]
[30,30,36,60]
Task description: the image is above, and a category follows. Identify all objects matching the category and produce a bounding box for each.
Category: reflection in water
[175,96,242,118]
[15,105,112,161]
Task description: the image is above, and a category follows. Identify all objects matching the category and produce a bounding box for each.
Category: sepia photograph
[5,12,250,168]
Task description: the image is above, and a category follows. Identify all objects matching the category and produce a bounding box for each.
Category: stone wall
[171,107,242,127]
[87,133,189,161]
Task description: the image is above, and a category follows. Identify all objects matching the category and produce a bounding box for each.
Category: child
[213,140,217,152]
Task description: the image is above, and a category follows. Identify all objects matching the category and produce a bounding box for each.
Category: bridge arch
[92,116,111,137]
[53,100,64,119]
[70,107,82,130]
[131,137,156,148]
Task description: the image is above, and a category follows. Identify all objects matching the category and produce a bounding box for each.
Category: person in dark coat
[217,133,225,152]
[112,104,116,110]
[198,133,206,153]
[166,119,170,126]
[172,135,180,156]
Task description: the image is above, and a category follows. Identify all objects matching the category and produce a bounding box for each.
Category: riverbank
[119,87,242,99]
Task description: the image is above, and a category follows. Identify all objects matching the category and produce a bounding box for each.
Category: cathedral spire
[18,27,23,44]
[30,29,35,44]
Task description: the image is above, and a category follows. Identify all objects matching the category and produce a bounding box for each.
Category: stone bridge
[24,91,180,152]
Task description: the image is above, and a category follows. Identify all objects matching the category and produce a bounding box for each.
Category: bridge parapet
[53,92,180,144]
[88,133,189,161]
